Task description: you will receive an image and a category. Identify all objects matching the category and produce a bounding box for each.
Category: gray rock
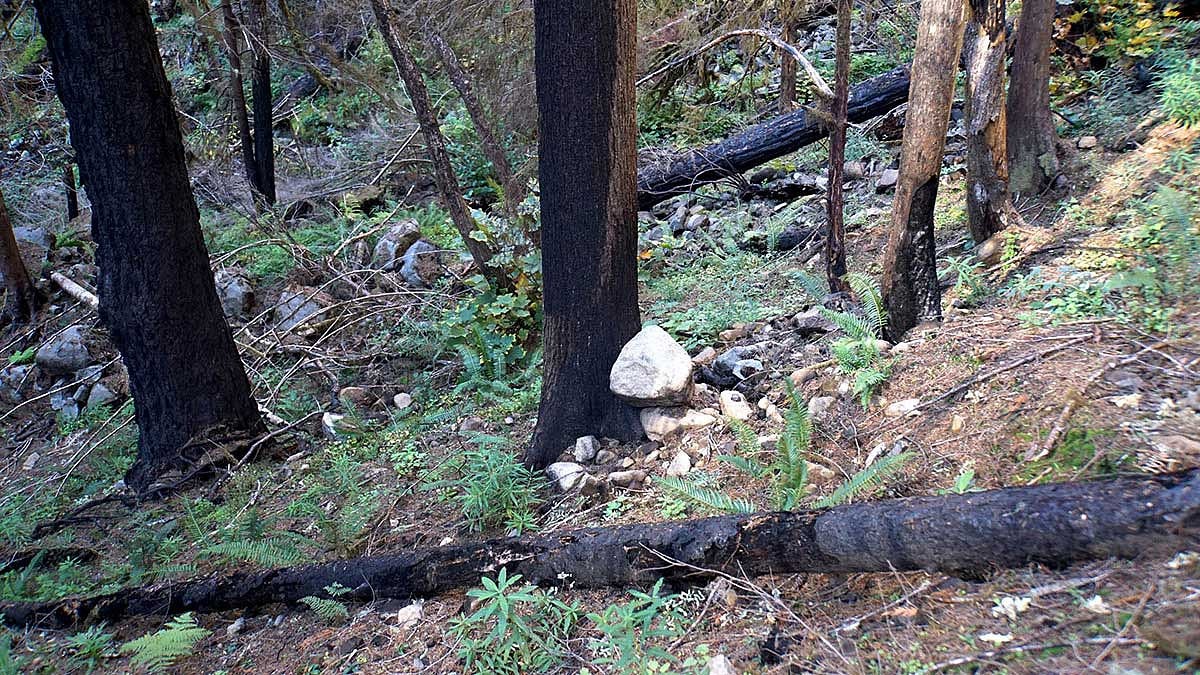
[50,381,79,419]
[666,450,692,477]
[214,268,255,321]
[13,226,53,249]
[546,462,587,491]
[36,326,92,373]
[1077,135,1098,149]
[793,307,836,335]
[639,406,716,442]
[574,435,601,463]
[370,219,422,270]
[75,364,105,385]
[808,396,836,420]
[393,392,413,410]
[719,390,753,421]
[685,213,710,231]
[0,364,32,404]
[595,449,618,465]
[607,469,646,487]
[731,358,763,380]
[226,617,246,637]
[86,383,118,409]
[275,285,334,333]
[707,654,737,675]
[610,325,694,407]
[400,240,443,288]
[714,346,757,376]
[876,168,899,192]
[667,204,689,234]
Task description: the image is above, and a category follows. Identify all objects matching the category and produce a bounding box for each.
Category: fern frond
[727,419,761,456]
[201,539,301,567]
[120,613,210,673]
[813,452,911,509]
[819,307,876,341]
[791,270,829,301]
[299,595,350,623]
[716,454,768,478]
[654,476,756,514]
[846,272,886,336]
[853,365,891,407]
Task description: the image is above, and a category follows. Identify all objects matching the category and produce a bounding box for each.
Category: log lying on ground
[3,470,1197,628]
[636,65,911,209]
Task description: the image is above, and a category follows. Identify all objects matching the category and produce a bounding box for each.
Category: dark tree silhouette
[1007,0,1058,195]
[0,189,43,325]
[35,0,264,492]
[245,0,275,204]
[824,0,852,295]
[526,0,642,467]
[880,0,965,339]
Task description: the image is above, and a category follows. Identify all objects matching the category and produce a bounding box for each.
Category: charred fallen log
[2,469,1197,628]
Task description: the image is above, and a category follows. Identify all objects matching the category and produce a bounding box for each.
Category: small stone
[874,340,892,354]
[766,404,784,424]
[718,324,750,342]
[85,383,118,409]
[707,654,736,675]
[21,453,39,471]
[595,449,618,465]
[214,268,255,321]
[608,469,646,487]
[808,396,836,420]
[620,457,635,468]
[885,398,922,417]
[338,386,376,410]
[394,601,423,629]
[685,213,710,231]
[399,240,443,288]
[609,325,694,407]
[321,412,346,439]
[574,435,601,462]
[0,364,32,404]
[1077,135,1098,149]
[731,359,763,380]
[876,168,899,191]
[226,617,245,637]
[370,219,422,270]
[950,415,965,433]
[275,285,334,333]
[458,416,485,433]
[666,450,692,477]
[719,390,753,421]
[793,306,836,335]
[790,366,819,386]
[645,449,661,463]
[692,346,718,366]
[807,461,836,481]
[546,462,587,491]
[35,325,92,373]
[640,407,717,441]
[273,615,285,628]
[393,392,413,410]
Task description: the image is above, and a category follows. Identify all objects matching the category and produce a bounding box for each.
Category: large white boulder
[610,325,694,406]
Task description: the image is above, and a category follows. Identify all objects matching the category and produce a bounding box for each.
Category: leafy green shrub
[66,625,116,674]
[426,435,544,534]
[1159,56,1200,128]
[451,570,581,675]
[1064,0,1170,59]
[584,580,687,674]
[120,613,210,673]
[817,273,894,407]
[941,256,990,306]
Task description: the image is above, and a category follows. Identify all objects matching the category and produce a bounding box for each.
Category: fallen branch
[3,469,1197,628]
[636,65,911,209]
[50,272,99,311]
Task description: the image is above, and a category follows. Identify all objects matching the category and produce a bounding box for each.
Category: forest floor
[3,18,1200,675]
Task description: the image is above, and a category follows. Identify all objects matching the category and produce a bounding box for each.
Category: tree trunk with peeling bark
[1007,0,1058,196]
[0,189,43,325]
[880,0,965,340]
[4,470,1197,628]
[825,0,852,294]
[370,0,502,288]
[526,0,643,467]
[963,0,1011,244]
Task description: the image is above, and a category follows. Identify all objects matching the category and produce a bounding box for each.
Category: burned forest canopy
[2,0,1200,672]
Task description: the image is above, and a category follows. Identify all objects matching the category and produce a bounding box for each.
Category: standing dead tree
[219,0,274,206]
[3,469,1197,627]
[963,0,1012,244]
[0,188,43,325]
[1007,0,1059,195]
[880,0,966,340]
[824,0,852,294]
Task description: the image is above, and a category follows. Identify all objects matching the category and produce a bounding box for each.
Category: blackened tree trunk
[779,14,797,113]
[0,189,43,325]
[34,0,264,492]
[62,163,79,220]
[879,0,965,340]
[219,0,257,203]
[427,31,528,221]
[1006,0,1058,196]
[526,0,643,467]
[245,0,275,205]
[825,0,852,295]
[963,0,1011,244]
[371,0,503,287]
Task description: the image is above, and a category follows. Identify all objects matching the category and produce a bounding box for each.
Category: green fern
[717,454,768,478]
[774,381,813,509]
[653,476,757,514]
[120,613,210,673]
[299,583,352,624]
[846,272,886,337]
[201,539,302,567]
[813,452,912,508]
[819,307,877,341]
[790,270,830,301]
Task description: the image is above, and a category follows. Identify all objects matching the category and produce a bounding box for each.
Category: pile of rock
[0,324,129,419]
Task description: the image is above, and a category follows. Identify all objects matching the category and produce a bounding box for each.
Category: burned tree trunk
[637,65,911,209]
[4,470,1197,628]
[963,0,1011,244]
[62,163,79,220]
[0,189,43,325]
[879,0,965,340]
[219,0,257,202]
[825,0,852,295]
[371,0,503,287]
[526,0,643,467]
[778,14,797,113]
[1007,0,1058,195]
[34,0,264,492]
[427,31,527,219]
[245,0,275,205]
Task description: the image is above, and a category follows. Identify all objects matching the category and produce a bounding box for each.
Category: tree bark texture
[0,189,42,324]
[428,30,528,219]
[219,0,257,201]
[245,0,276,205]
[879,0,965,340]
[963,0,1010,244]
[636,65,911,210]
[779,14,797,113]
[371,0,503,287]
[1006,0,1058,195]
[34,0,264,492]
[63,163,79,220]
[825,0,852,295]
[4,470,1197,628]
[526,0,643,468]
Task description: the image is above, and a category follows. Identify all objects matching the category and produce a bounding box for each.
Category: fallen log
[636,65,911,210]
[3,470,1197,628]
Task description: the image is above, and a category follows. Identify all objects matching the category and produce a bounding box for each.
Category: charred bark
[879,0,965,340]
[219,0,257,201]
[964,0,1011,244]
[34,0,264,492]
[4,470,1197,628]
[0,189,43,325]
[636,66,911,210]
[371,0,503,287]
[62,163,79,220]
[245,0,275,205]
[526,0,643,467]
[825,0,852,295]
[1007,0,1058,195]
